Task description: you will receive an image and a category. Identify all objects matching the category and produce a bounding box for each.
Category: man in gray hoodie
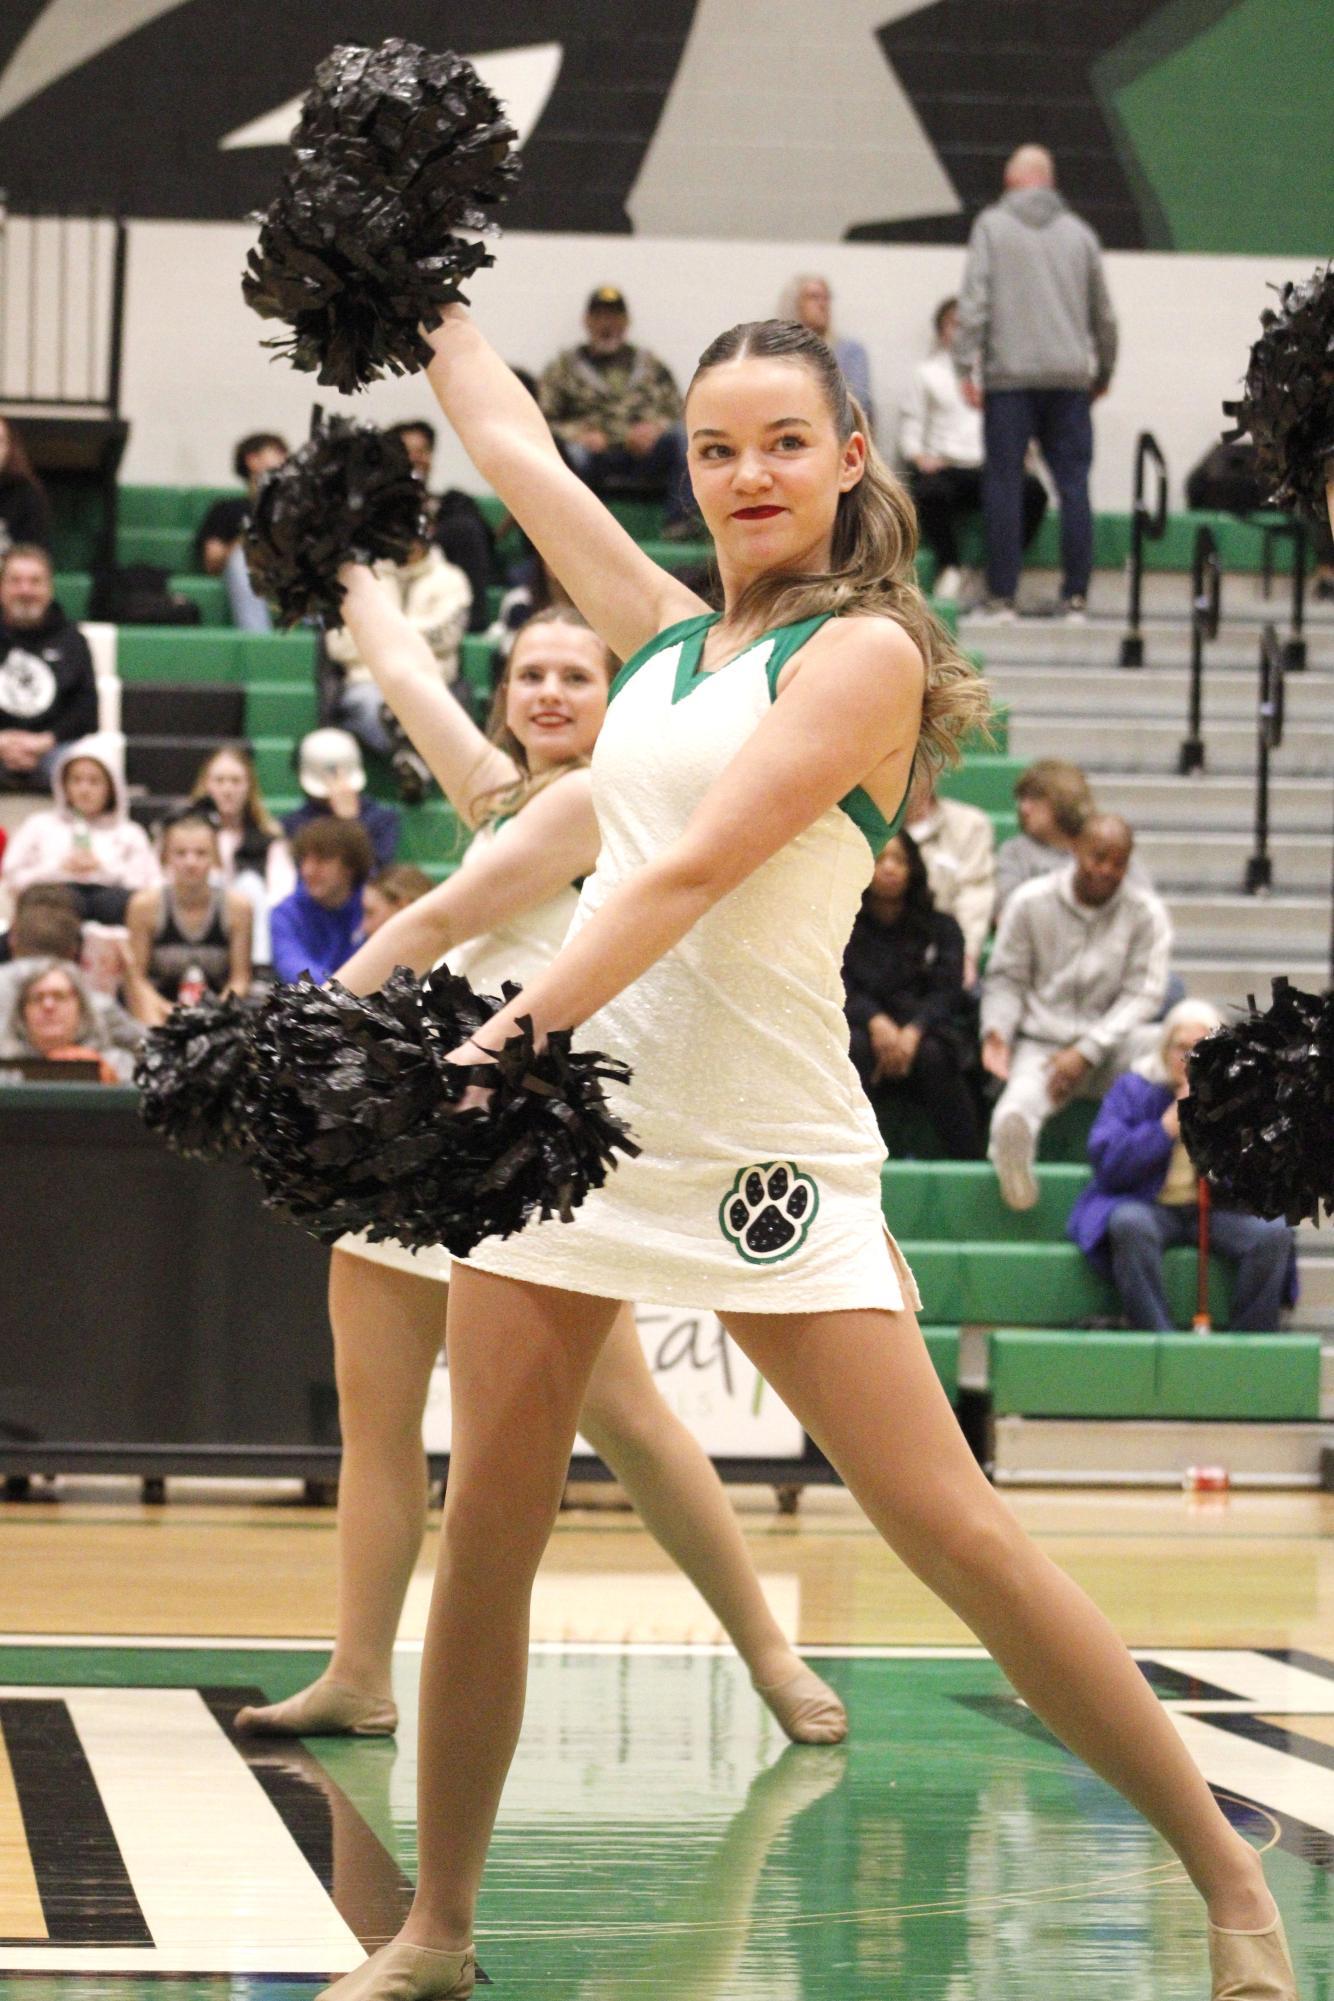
[955,145,1118,618]
[981,815,1171,1210]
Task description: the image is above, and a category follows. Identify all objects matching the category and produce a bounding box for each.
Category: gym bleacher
[38,477,1324,1489]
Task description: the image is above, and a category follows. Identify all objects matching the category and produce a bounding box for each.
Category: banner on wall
[422,1303,805,1460]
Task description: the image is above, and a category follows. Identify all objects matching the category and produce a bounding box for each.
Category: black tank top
[150,888,232,1000]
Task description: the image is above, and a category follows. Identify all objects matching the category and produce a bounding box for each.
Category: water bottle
[177,963,207,1007]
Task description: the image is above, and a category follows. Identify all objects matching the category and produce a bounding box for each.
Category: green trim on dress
[607,613,714,704]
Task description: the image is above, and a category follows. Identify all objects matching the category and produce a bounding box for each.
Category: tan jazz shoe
[315,1941,475,2001]
[753,1664,849,1745]
[1209,1908,1297,2000]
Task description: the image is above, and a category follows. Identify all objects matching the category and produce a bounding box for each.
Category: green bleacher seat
[920,1326,960,1401]
[244,680,319,738]
[62,573,229,626]
[116,628,316,684]
[991,1330,1159,1417]
[883,1162,1087,1243]
[117,525,200,571]
[119,485,241,530]
[990,1329,1319,1421]
[1155,1334,1320,1421]
[899,1240,1232,1329]
[936,755,1024,815]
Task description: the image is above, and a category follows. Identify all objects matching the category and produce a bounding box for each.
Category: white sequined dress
[463,611,921,1314]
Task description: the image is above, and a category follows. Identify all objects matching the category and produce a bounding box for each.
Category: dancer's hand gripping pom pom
[246,967,640,1256]
[1180,977,1334,1227]
[134,992,261,1162]
[242,38,521,394]
[244,417,426,628]
[1223,263,1334,519]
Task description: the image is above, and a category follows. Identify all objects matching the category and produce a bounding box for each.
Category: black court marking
[204,1688,492,1983]
[0,1699,152,1947]
[1260,1648,1334,1686]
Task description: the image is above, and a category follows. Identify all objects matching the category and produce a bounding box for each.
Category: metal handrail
[1258,515,1310,671]
[1178,525,1220,773]
[1120,431,1168,667]
[1245,624,1285,893]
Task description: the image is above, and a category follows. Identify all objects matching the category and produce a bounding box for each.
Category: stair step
[1010,715,1334,775]
[120,682,246,738]
[965,617,1334,670]
[1164,956,1329,1010]
[1080,772,1330,833]
[1162,893,1330,955]
[983,663,1333,721]
[124,736,229,796]
[1136,830,1332,892]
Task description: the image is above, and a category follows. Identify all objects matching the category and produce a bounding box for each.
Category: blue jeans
[566,425,693,525]
[224,540,274,633]
[1104,1200,1293,1333]
[983,388,1093,600]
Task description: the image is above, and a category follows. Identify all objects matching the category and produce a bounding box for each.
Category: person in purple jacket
[1067,1000,1296,1331]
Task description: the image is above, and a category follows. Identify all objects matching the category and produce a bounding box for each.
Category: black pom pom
[1222,264,1334,519]
[242,39,521,394]
[134,993,260,1161]
[1181,978,1334,1226]
[246,968,639,1254]
[244,417,426,627]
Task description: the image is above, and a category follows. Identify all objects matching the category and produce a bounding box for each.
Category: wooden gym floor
[1,1483,1332,1996]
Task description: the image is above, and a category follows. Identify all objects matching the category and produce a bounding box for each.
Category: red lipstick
[732,505,783,520]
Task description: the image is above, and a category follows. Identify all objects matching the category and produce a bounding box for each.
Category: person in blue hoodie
[1067,1000,1296,1332]
[269,817,373,986]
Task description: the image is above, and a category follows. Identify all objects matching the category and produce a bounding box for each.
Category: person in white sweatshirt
[899,297,1047,602]
[981,814,1171,1210]
[1,732,159,924]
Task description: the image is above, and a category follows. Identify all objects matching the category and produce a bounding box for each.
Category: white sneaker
[1061,594,1089,624]
[934,565,963,601]
[969,597,1017,624]
[992,1112,1039,1211]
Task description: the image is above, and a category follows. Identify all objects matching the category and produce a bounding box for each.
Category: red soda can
[1183,1465,1229,1493]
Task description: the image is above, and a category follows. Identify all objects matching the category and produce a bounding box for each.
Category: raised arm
[334,770,599,994]
[454,620,923,1058]
[424,308,704,662]
[337,563,515,829]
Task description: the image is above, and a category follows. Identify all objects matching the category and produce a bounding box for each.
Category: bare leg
[403,1267,623,1950]
[237,1252,446,1735]
[578,1305,846,1742]
[721,1302,1274,1935]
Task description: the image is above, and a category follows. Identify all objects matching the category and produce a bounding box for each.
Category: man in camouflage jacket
[538,287,693,531]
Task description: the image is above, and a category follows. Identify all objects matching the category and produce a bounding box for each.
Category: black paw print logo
[719,1161,819,1265]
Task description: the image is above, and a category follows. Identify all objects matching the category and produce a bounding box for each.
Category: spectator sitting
[189,742,285,962]
[362,862,433,938]
[0,545,99,792]
[124,815,252,1025]
[1068,1001,1296,1331]
[0,417,52,556]
[995,758,1093,918]
[1,733,159,923]
[538,287,693,533]
[0,958,127,1082]
[954,145,1118,620]
[843,830,983,1159]
[903,769,996,985]
[982,813,1171,1210]
[781,274,874,431]
[899,296,1047,602]
[324,541,472,799]
[387,421,497,632]
[270,817,374,985]
[0,889,144,1072]
[194,432,289,632]
[282,729,399,874]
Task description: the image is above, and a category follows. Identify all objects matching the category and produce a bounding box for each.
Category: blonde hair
[191,741,281,838]
[688,320,992,777]
[468,608,615,826]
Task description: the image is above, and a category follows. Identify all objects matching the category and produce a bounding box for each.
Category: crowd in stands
[0,151,1303,1330]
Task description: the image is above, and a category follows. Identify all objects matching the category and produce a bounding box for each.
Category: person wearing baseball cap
[537,287,697,534]
[281,726,401,871]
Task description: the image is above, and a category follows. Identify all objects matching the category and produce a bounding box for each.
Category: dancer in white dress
[237,583,846,1746]
[320,314,1294,2001]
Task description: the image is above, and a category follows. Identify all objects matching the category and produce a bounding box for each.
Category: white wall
[121,219,1297,513]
